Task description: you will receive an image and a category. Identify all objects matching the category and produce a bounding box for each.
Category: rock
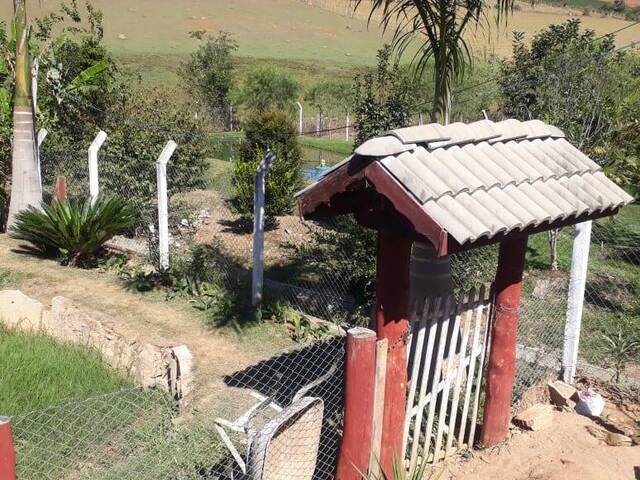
[548,380,578,408]
[0,290,45,331]
[117,33,127,40]
[513,404,554,431]
[605,432,633,447]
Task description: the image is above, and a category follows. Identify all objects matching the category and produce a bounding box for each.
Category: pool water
[210,136,346,184]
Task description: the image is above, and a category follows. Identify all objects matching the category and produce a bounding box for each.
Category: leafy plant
[178,31,238,129]
[363,457,439,480]
[231,66,300,113]
[601,327,640,383]
[353,46,412,146]
[232,109,303,217]
[9,193,136,267]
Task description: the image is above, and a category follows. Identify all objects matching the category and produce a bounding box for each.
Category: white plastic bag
[575,388,605,417]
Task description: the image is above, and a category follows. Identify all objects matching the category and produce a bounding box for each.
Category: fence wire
[40,137,639,396]
[11,337,346,480]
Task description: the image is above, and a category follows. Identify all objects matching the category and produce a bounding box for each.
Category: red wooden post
[53,175,67,204]
[481,236,528,446]
[0,417,17,480]
[336,327,377,479]
[375,230,412,475]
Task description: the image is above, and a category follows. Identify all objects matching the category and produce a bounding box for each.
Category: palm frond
[354,0,515,120]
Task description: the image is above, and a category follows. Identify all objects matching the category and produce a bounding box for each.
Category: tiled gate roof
[296,119,634,250]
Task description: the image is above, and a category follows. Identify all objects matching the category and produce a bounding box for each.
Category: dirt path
[0,235,291,408]
[443,409,639,480]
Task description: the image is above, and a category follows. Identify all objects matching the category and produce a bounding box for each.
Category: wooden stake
[481,237,528,446]
[337,327,377,480]
[369,338,388,476]
[0,417,16,480]
[53,175,67,204]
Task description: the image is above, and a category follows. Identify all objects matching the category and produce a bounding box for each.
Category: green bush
[232,110,302,217]
[9,193,137,267]
[231,66,300,113]
[178,31,238,129]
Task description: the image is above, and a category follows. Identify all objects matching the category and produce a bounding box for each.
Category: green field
[2,0,637,87]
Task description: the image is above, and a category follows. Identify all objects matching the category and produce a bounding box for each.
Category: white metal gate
[402,285,493,468]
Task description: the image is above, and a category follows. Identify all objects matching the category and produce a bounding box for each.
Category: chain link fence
[10,337,346,480]
[39,136,639,396]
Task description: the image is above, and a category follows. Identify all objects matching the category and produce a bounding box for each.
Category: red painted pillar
[336,328,377,479]
[375,230,412,475]
[481,236,528,446]
[0,417,17,480]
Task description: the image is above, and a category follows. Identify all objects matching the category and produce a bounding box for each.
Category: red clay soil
[443,385,640,480]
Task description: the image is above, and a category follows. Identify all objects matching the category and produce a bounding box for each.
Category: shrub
[9,193,137,267]
[232,110,302,217]
[353,46,412,146]
[231,66,300,113]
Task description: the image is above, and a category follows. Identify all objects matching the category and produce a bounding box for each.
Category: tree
[1,1,115,228]
[305,79,352,130]
[353,46,412,146]
[231,66,300,113]
[178,31,237,129]
[355,0,514,123]
[500,20,623,152]
[500,20,637,268]
[7,0,41,229]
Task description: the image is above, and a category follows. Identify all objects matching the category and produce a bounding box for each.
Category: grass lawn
[299,136,353,155]
[0,324,131,416]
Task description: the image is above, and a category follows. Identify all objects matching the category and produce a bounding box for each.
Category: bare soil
[444,385,640,480]
[181,189,315,267]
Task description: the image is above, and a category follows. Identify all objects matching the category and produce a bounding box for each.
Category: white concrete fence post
[252,150,276,307]
[562,221,593,383]
[88,130,108,204]
[156,141,177,271]
[36,128,48,190]
[296,102,303,135]
[345,112,350,142]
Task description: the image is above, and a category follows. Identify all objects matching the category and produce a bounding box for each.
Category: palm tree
[7,0,42,229]
[354,0,515,302]
[355,0,514,123]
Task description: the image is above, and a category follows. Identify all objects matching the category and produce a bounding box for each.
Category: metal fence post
[88,130,108,204]
[562,221,592,383]
[156,141,177,271]
[252,150,276,307]
[0,416,17,480]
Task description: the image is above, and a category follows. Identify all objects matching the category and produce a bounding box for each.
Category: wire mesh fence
[10,336,346,480]
[39,133,639,397]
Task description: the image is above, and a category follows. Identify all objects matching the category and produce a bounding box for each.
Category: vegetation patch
[0,324,130,415]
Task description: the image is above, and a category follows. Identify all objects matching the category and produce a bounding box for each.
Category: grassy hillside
[1,0,637,86]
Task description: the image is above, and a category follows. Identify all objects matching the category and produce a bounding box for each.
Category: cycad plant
[9,193,136,267]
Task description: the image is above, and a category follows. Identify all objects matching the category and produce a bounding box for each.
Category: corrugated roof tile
[299,118,634,246]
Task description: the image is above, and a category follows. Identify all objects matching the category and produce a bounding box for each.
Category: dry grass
[2,0,636,86]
